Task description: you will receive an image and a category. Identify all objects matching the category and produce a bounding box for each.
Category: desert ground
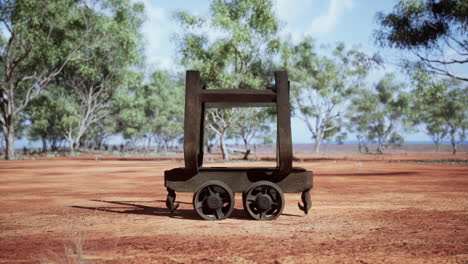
[0,153,467,263]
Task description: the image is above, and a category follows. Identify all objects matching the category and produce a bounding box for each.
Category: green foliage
[412,69,467,153]
[174,0,280,91]
[113,70,184,151]
[0,0,95,159]
[282,38,373,152]
[174,0,280,159]
[375,0,467,81]
[348,74,412,154]
[26,88,75,151]
[147,71,184,150]
[54,0,144,151]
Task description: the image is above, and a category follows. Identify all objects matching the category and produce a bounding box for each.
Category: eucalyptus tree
[147,71,184,153]
[113,70,184,153]
[230,108,272,159]
[112,72,146,142]
[59,0,144,152]
[412,69,448,152]
[206,108,243,160]
[282,38,373,153]
[79,118,116,151]
[348,74,412,154]
[26,90,69,152]
[375,0,467,81]
[174,0,281,160]
[0,0,94,159]
[443,86,467,154]
[412,69,467,154]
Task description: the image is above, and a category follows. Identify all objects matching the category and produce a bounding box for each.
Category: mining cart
[164,70,313,220]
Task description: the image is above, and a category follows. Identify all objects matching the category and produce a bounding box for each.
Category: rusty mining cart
[164,70,313,220]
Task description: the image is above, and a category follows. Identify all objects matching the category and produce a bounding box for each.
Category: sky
[136,0,438,144]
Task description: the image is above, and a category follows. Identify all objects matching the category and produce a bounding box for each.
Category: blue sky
[137,0,438,143]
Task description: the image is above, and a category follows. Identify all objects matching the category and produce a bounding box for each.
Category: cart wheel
[243,181,285,221]
[193,180,234,220]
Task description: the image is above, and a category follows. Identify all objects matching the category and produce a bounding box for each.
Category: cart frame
[164,70,312,220]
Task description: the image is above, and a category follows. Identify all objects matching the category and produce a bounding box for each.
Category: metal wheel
[193,180,234,220]
[243,181,285,221]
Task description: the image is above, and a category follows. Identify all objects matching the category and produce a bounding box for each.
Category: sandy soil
[0,156,467,263]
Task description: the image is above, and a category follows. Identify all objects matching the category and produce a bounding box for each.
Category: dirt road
[0,157,467,263]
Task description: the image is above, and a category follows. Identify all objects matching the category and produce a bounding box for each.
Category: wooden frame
[183,70,293,173]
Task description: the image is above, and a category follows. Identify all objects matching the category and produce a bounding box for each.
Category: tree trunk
[66,138,75,153]
[450,127,457,155]
[41,136,47,153]
[314,134,323,153]
[207,143,212,154]
[0,132,4,152]
[163,141,168,153]
[377,143,384,154]
[50,137,58,151]
[72,134,83,153]
[435,142,440,152]
[451,137,457,155]
[147,136,152,152]
[5,124,15,160]
[220,132,229,160]
[242,137,250,160]
[242,149,251,160]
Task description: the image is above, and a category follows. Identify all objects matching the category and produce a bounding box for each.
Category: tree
[112,72,146,141]
[113,71,184,153]
[231,108,272,159]
[149,72,184,153]
[207,108,243,160]
[375,0,468,81]
[174,0,281,160]
[26,90,70,152]
[348,74,412,154]
[444,86,467,154]
[0,0,93,159]
[79,118,115,151]
[412,69,448,152]
[59,0,144,152]
[282,38,373,153]
[412,69,467,154]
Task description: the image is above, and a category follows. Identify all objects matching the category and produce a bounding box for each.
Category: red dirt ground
[0,155,467,263]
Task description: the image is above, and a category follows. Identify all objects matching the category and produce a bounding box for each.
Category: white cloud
[275,0,313,23]
[275,0,314,44]
[140,2,167,51]
[137,0,178,72]
[308,0,353,34]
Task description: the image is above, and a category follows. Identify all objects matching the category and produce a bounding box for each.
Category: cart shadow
[71,200,253,220]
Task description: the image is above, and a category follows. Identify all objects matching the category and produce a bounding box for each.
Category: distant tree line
[0,0,466,160]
